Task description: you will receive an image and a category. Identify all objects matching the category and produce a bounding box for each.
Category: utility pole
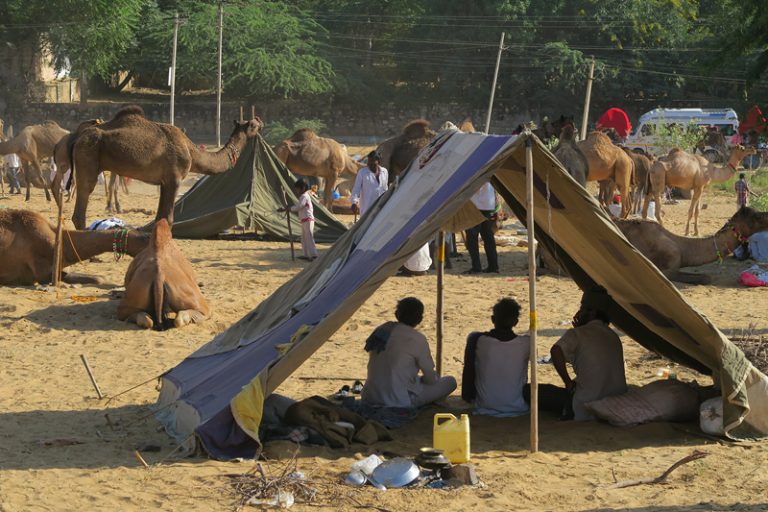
[579,56,596,140]
[216,1,224,147]
[484,32,505,134]
[170,12,180,125]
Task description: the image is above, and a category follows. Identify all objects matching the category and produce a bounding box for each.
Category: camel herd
[0,106,764,331]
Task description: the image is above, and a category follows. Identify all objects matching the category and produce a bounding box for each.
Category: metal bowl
[371,458,421,488]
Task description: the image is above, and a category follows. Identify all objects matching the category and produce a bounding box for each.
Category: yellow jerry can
[433,413,471,463]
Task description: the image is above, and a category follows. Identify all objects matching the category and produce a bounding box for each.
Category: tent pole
[579,56,595,141]
[282,191,296,261]
[215,0,223,147]
[484,32,505,134]
[436,231,445,377]
[52,190,65,287]
[525,134,539,453]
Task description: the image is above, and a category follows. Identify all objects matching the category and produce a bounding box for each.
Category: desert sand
[0,178,767,512]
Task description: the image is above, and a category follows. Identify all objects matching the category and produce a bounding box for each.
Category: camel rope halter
[112,228,129,261]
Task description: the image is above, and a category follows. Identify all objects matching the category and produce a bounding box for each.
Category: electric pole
[216,1,224,147]
[484,32,505,134]
[170,12,180,125]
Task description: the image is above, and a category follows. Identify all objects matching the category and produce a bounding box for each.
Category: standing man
[351,151,388,217]
[5,153,22,195]
[735,173,758,209]
[464,182,499,274]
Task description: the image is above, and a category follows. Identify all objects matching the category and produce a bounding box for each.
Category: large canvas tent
[170,134,348,243]
[157,131,768,459]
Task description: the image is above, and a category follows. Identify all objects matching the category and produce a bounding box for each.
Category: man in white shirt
[5,153,22,194]
[361,297,457,408]
[351,151,388,217]
[529,291,627,420]
[464,182,499,274]
[462,298,530,417]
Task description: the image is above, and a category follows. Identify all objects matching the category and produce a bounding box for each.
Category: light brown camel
[577,131,634,217]
[0,121,69,202]
[70,105,263,229]
[615,206,768,284]
[643,145,756,235]
[0,209,148,285]
[376,120,437,183]
[52,118,104,206]
[117,219,209,330]
[274,128,363,208]
[553,124,587,186]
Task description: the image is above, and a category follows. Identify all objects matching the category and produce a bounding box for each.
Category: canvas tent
[157,131,768,459]
[170,134,348,243]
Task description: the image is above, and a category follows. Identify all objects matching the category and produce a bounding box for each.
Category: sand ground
[0,179,766,511]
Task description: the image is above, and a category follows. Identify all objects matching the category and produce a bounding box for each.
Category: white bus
[625,108,739,157]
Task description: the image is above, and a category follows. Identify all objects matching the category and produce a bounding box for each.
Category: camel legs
[323,173,337,208]
[156,181,180,226]
[25,159,52,202]
[106,172,122,213]
[72,175,98,230]
[685,187,704,236]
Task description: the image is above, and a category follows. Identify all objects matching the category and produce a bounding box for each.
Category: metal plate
[371,458,420,488]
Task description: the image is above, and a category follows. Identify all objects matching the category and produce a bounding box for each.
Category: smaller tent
[170,134,348,243]
[739,105,767,136]
[596,108,632,139]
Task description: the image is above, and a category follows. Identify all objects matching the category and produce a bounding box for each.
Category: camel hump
[115,105,145,119]
[151,219,173,249]
[289,128,318,142]
[459,117,475,132]
[402,119,433,139]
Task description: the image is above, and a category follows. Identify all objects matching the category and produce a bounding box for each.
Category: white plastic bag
[699,397,724,436]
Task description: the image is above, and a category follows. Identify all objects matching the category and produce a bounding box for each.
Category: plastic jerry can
[433,413,471,463]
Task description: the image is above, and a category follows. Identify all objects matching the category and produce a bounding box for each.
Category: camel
[615,206,768,284]
[274,128,362,208]
[69,105,263,229]
[552,124,587,186]
[52,118,104,206]
[117,219,209,330]
[643,145,756,235]
[577,131,634,217]
[0,121,69,202]
[375,120,437,183]
[533,115,574,144]
[0,209,148,286]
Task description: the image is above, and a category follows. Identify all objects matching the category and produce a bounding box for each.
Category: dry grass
[731,331,768,374]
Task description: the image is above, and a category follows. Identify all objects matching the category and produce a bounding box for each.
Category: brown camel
[0,121,69,202]
[615,206,768,284]
[117,219,209,330]
[0,209,148,285]
[70,105,263,229]
[376,120,437,183]
[553,124,588,186]
[643,145,756,235]
[577,131,634,217]
[274,129,363,208]
[52,118,104,206]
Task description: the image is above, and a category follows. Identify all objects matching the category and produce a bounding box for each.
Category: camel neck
[61,230,149,268]
[191,132,247,175]
[679,229,743,268]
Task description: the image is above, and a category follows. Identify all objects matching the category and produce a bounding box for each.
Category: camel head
[728,144,756,165]
[459,117,476,133]
[401,119,436,141]
[151,218,174,249]
[559,124,577,142]
[231,118,263,140]
[719,206,768,241]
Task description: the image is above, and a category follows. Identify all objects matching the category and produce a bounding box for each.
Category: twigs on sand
[731,331,768,374]
[607,451,709,489]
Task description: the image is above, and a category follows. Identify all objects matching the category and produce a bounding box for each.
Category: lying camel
[614,206,768,284]
[118,219,209,330]
[0,209,148,285]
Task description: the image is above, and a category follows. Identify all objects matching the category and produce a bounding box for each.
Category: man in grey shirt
[361,297,457,408]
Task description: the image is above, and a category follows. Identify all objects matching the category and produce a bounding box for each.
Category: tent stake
[52,192,65,287]
[282,191,296,261]
[525,135,539,453]
[80,354,104,399]
[436,231,445,376]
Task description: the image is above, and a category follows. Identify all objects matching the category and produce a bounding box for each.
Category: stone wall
[4,99,532,144]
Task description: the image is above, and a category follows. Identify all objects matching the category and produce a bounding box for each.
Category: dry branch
[608,450,708,489]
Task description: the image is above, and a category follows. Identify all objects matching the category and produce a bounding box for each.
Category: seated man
[361,297,457,408]
[529,292,627,420]
[462,298,530,417]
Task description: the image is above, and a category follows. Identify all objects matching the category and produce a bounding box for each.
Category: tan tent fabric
[158,132,767,458]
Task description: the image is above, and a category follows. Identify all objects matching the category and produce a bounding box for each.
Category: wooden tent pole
[52,191,65,286]
[282,191,296,261]
[579,56,595,140]
[239,105,244,122]
[251,105,256,120]
[525,134,539,453]
[436,231,445,376]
